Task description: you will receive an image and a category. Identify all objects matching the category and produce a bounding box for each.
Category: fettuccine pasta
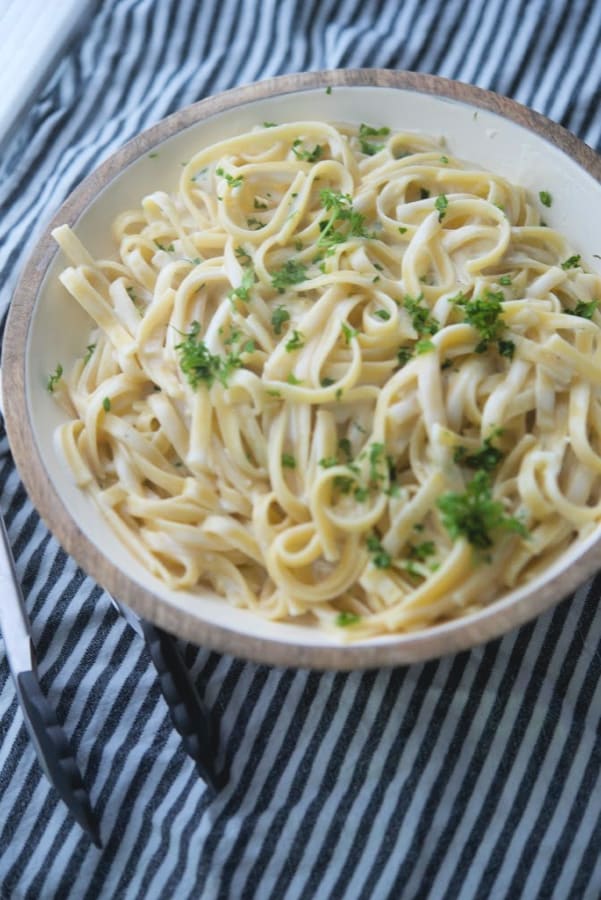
[50,120,601,638]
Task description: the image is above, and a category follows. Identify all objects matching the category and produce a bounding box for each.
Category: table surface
[2,0,601,898]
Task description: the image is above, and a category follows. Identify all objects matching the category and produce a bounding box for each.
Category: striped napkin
[1,0,601,897]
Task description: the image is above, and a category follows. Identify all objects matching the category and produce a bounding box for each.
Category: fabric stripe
[2,1,601,898]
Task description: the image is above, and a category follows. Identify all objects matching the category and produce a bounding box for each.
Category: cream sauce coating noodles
[51,121,601,638]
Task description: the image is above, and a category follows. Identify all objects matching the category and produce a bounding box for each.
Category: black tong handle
[139,621,224,792]
[16,672,101,846]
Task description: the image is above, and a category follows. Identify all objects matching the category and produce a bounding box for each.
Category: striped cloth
[2,0,601,896]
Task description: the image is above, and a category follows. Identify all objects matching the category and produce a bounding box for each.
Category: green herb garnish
[358,122,390,155]
[271,305,291,334]
[47,364,63,393]
[246,217,265,230]
[282,454,296,469]
[561,255,582,270]
[102,397,111,412]
[285,329,305,352]
[176,322,253,388]
[271,259,307,293]
[403,294,439,336]
[341,322,359,344]
[437,470,528,550]
[375,309,391,320]
[435,194,448,222]
[408,541,436,561]
[499,275,512,286]
[292,140,324,162]
[567,300,597,319]
[397,347,413,367]
[228,267,255,304]
[336,611,360,626]
[539,191,552,208]
[453,289,507,353]
[318,189,371,249]
[416,339,435,354]
[154,240,174,252]
[366,533,392,569]
[454,430,504,472]
[216,167,243,188]
[84,344,96,365]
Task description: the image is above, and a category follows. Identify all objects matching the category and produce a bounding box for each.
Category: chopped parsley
[102,397,111,412]
[341,322,359,344]
[246,217,265,230]
[216,167,243,188]
[366,533,392,569]
[318,456,339,469]
[320,376,335,387]
[318,189,371,249]
[437,470,528,550]
[375,309,391,320]
[287,372,302,385]
[435,194,449,222]
[397,346,413,367]
[228,267,255,304]
[567,299,598,319]
[154,240,174,252]
[420,188,430,200]
[561,254,582,270]
[336,611,361,626]
[358,122,390,156]
[539,190,552,208]
[234,246,252,265]
[408,541,436,561]
[84,343,96,365]
[271,305,291,334]
[271,259,307,293]
[440,155,449,164]
[176,322,253,388]
[403,294,439,336]
[416,339,435,354]
[498,339,516,359]
[47,363,63,393]
[254,198,268,209]
[282,454,296,469]
[498,275,512,286]
[452,289,509,354]
[285,329,305,352]
[398,226,408,235]
[263,121,277,127]
[454,430,504,471]
[292,140,324,162]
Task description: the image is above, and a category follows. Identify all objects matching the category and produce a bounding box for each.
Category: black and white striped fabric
[2,0,601,896]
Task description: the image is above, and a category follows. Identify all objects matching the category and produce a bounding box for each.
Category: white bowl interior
[27,84,601,650]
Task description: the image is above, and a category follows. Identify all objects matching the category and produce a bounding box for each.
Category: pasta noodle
[50,120,601,638]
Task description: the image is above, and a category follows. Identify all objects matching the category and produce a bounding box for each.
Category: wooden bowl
[5,70,601,669]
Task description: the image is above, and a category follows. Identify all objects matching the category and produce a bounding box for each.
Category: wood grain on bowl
[4,69,601,669]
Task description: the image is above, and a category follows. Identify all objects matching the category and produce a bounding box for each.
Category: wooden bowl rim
[4,68,601,670]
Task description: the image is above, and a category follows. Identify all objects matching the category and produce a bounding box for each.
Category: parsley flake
[435,194,449,222]
[561,255,582,270]
[567,300,597,319]
[271,259,307,293]
[539,191,552,208]
[47,364,63,393]
[437,470,528,550]
[366,533,392,569]
[285,330,305,352]
[271,306,291,334]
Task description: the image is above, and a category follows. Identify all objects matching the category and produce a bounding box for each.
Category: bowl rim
[5,67,601,670]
